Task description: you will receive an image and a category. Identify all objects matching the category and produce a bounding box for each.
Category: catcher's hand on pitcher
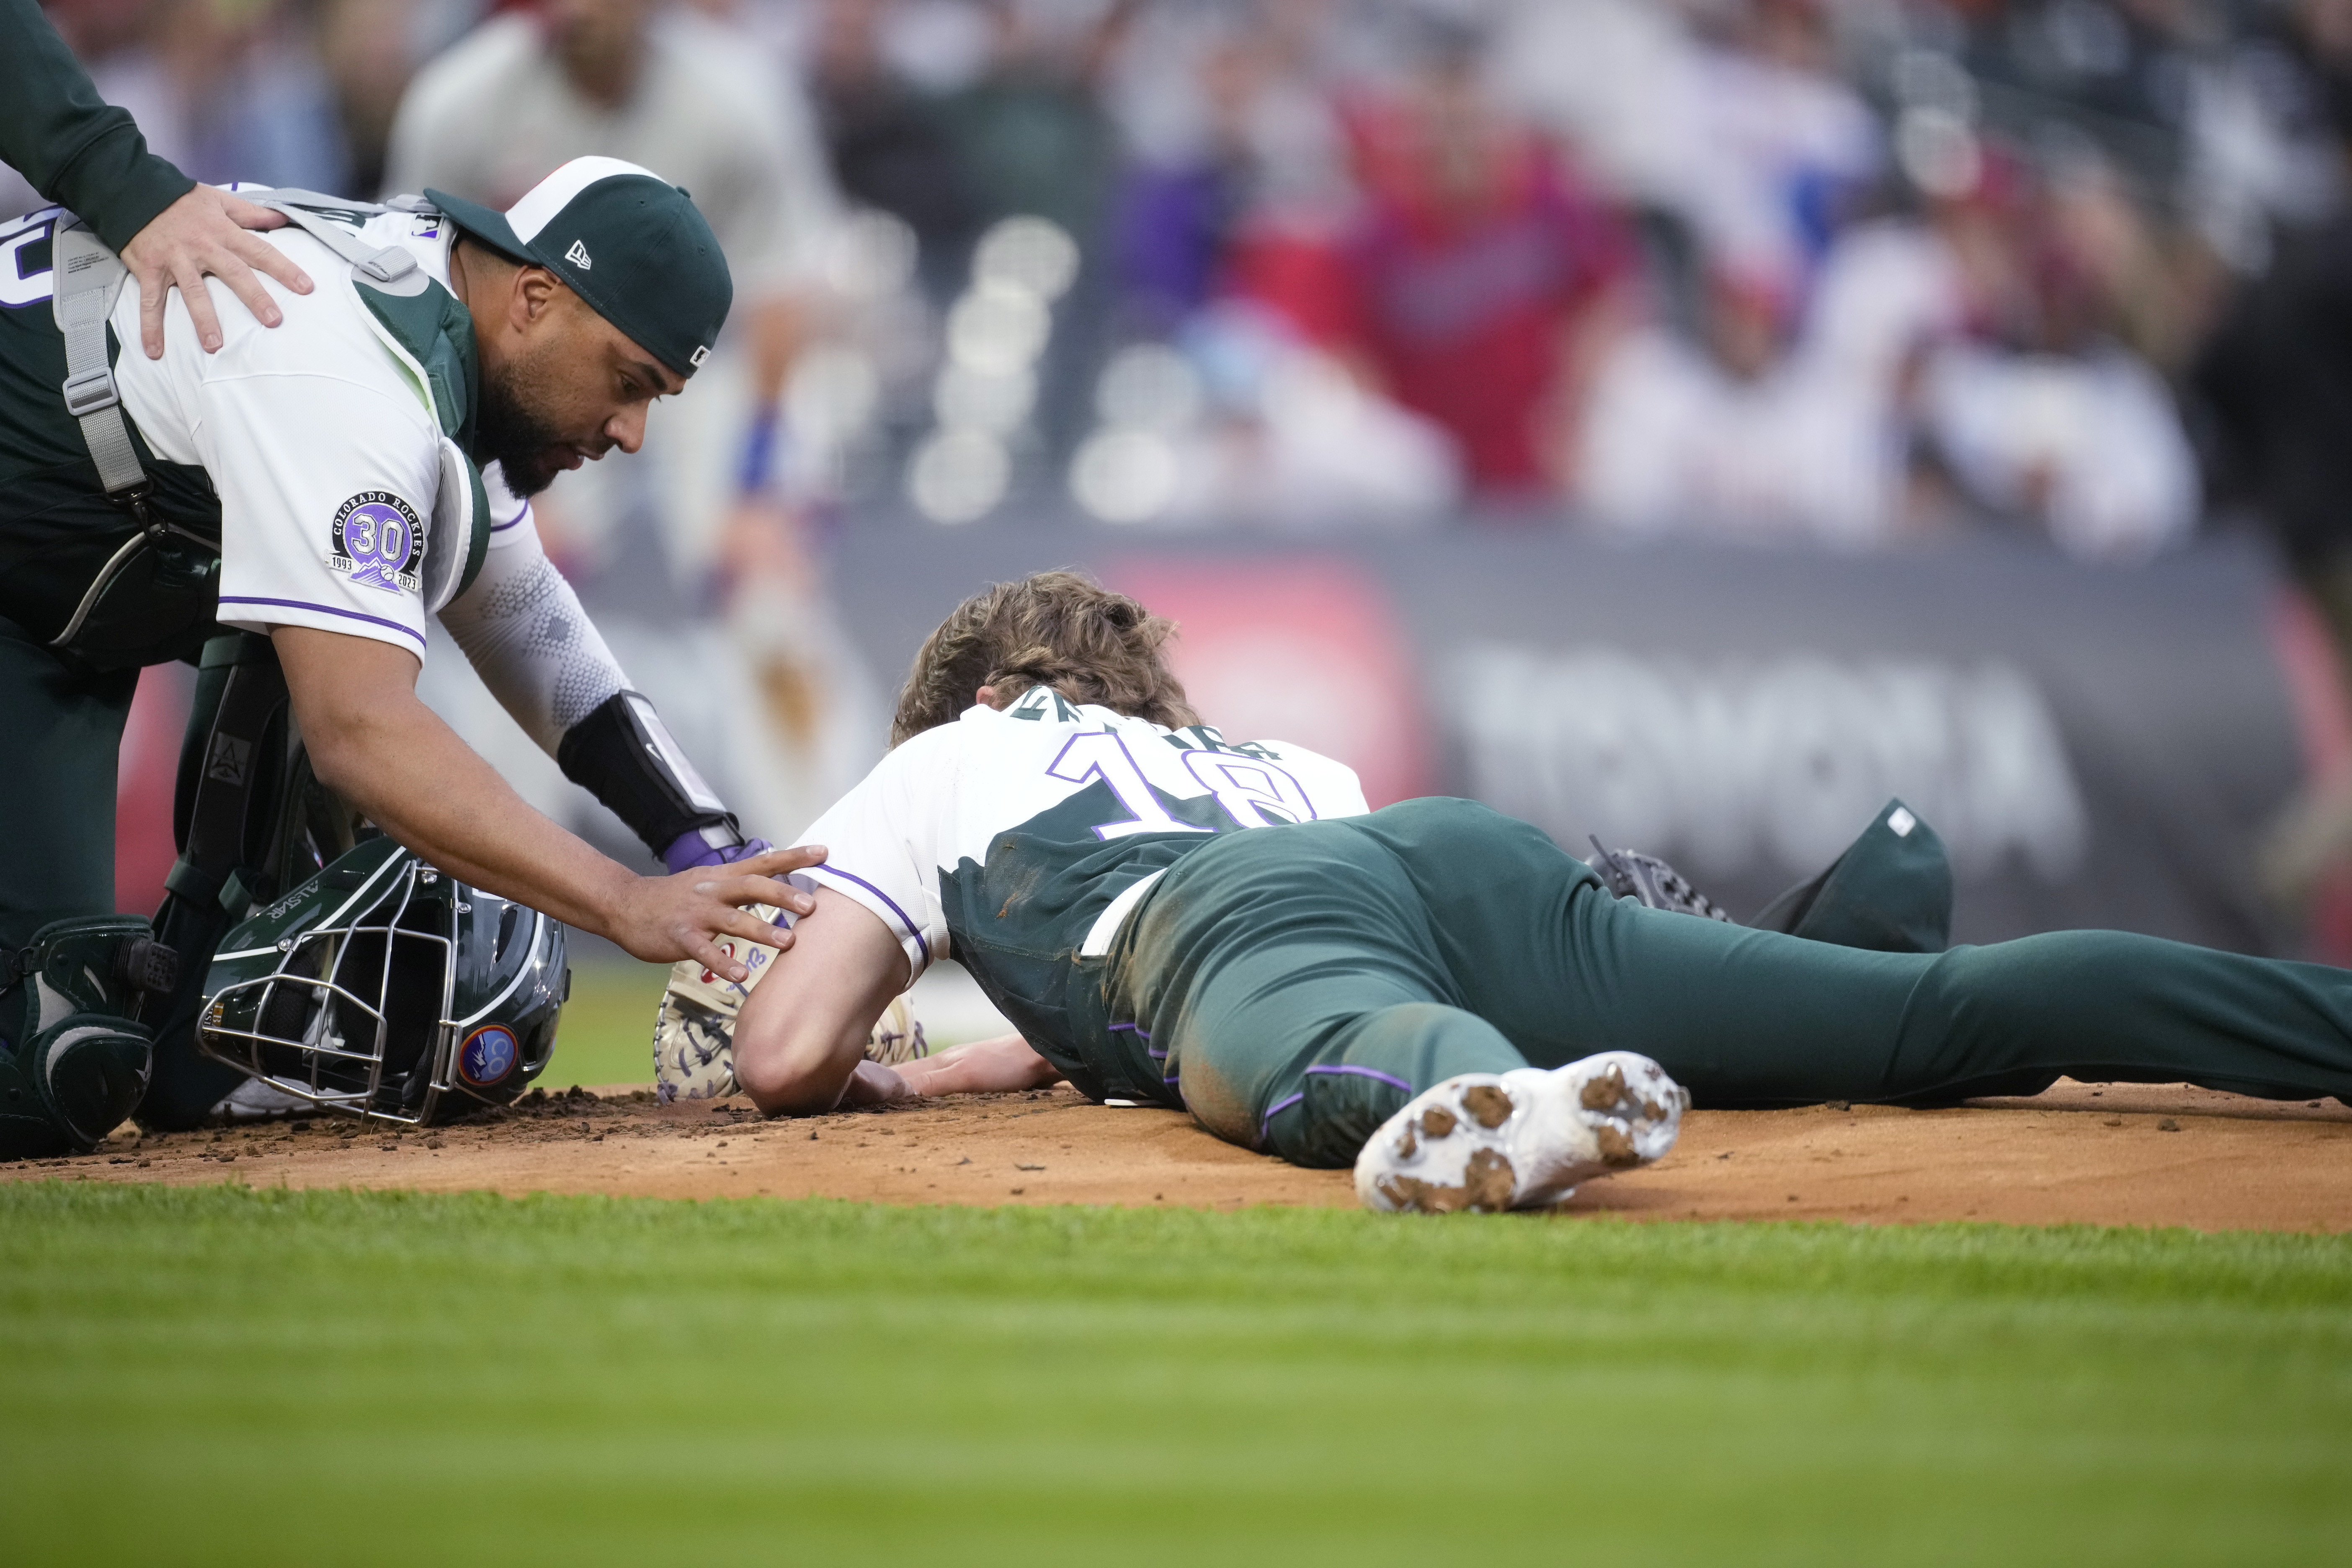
[605,845,829,984]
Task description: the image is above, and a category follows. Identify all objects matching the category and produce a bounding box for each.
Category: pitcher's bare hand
[605,844,829,979]
[123,185,315,357]
[840,1059,915,1107]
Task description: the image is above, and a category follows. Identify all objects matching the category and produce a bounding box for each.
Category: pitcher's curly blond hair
[890,570,1200,746]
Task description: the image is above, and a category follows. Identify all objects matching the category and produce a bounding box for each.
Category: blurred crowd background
[19,0,2352,945]
[26,0,2352,550]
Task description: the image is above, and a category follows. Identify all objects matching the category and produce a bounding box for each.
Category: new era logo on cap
[565,239,591,270]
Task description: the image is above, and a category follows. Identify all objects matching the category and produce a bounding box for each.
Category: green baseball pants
[0,614,137,949]
[1,621,284,1127]
[1109,797,2352,1169]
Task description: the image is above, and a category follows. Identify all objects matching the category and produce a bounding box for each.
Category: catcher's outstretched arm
[439,512,748,864]
[733,887,912,1115]
[277,625,816,977]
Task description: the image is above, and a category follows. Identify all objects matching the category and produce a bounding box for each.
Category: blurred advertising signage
[1446,645,2088,884]
[828,526,2295,949]
[1105,556,1432,808]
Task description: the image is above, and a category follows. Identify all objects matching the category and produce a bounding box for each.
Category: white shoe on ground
[1354,1052,1687,1214]
[207,1075,316,1123]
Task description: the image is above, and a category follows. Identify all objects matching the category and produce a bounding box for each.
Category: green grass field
[541,956,1017,1089]
[4,1184,2347,1565]
[539,959,667,1090]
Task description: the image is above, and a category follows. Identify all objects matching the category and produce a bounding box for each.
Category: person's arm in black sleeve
[1,0,188,248]
[0,0,311,355]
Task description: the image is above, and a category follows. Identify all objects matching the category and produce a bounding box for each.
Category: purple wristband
[663,832,774,875]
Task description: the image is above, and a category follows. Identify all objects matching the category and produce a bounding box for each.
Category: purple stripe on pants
[1303,1064,1416,1094]
[1257,1090,1306,1145]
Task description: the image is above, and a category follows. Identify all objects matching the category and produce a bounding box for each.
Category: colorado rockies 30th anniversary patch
[328,491,426,595]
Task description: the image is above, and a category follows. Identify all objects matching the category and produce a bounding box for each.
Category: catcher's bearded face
[476,281,684,497]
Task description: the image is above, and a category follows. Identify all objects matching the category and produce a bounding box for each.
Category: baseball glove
[652,903,927,1103]
[1585,838,1733,922]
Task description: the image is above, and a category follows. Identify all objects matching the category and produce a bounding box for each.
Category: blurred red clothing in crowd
[1230,76,1632,495]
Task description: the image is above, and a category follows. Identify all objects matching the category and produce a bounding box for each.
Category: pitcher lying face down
[656,571,2352,1213]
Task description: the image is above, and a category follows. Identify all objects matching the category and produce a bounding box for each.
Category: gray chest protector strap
[49,218,228,649]
[50,189,427,501]
[249,191,420,286]
[52,220,148,503]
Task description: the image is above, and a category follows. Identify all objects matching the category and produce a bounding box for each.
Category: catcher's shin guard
[140,633,341,1130]
[0,916,178,1158]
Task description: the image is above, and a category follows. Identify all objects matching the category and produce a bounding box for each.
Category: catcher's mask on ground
[197,837,567,1124]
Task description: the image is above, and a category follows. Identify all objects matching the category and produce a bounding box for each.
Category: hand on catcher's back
[122,184,315,358]
[611,844,829,983]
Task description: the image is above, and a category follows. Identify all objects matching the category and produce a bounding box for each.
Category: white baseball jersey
[87,195,539,656]
[0,191,630,754]
[792,689,1369,982]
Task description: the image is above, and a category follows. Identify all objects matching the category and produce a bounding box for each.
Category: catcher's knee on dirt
[0,916,179,1158]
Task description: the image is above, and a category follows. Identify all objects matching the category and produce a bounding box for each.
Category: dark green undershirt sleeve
[3,0,195,251]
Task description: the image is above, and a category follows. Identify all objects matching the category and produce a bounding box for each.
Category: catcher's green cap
[428,156,731,378]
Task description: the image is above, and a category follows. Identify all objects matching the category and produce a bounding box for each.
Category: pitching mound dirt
[8,1079,2349,1230]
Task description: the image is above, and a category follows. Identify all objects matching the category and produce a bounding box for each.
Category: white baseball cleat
[1353,1051,1687,1214]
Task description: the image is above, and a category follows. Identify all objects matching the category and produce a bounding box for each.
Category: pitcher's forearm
[894,1035,1055,1097]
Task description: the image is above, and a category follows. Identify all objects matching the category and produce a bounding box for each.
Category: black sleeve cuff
[555,691,739,861]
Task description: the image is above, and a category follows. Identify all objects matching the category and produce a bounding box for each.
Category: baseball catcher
[0,158,822,1157]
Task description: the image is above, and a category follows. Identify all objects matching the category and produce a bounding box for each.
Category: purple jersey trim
[1304,1064,1416,1094]
[489,499,531,533]
[217,595,426,649]
[807,864,932,967]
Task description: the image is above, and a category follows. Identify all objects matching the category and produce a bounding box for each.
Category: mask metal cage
[198,849,558,1126]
